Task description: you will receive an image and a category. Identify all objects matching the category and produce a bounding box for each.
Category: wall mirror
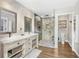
[24,16,32,32]
[0,8,17,33]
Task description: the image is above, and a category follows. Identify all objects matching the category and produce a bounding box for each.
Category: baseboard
[73,48,79,57]
[66,40,72,48]
[65,40,68,42]
[65,40,79,57]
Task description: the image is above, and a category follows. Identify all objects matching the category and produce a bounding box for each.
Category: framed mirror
[0,8,17,33]
[24,16,32,32]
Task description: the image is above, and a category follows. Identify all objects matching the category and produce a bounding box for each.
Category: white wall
[72,0,79,57]
[55,6,75,48]
[75,0,79,42]
[74,0,79,56]
[0,0,34,37]
[74,15,79,56]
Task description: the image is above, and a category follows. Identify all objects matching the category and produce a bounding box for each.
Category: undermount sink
[0,32,38,44]
[20,34,25,36]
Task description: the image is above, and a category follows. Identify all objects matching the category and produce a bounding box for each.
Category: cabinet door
[28,39,32,51]
[24,40,29,54]
[22,39,29,56]
[24,39,32,54]
[31,36,37,48]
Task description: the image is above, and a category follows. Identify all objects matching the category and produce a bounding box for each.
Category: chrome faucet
[9,32,11,37]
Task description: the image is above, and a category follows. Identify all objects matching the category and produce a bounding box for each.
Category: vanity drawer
[30,36,37,40]
[4,40,25,50]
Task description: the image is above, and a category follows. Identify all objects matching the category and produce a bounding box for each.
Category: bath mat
[24,49,42,58]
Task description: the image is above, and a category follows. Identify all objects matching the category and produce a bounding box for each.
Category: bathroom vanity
[0,33,38,58]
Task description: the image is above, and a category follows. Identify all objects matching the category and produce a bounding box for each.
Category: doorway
[58,15,70,44]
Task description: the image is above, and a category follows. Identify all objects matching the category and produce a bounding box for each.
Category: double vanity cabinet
[0,33,38,58]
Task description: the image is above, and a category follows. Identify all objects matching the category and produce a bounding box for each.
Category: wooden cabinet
[32,36,37,48]
[8,45,23,58]
[24,38,32,54]
[23,36,38,56]
[3,40,25,58]
[0,34,38,58]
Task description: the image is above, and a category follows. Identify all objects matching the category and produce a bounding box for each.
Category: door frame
[55,12,75,49]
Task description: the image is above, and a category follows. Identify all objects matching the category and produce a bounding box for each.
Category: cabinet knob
[17,42,20,45]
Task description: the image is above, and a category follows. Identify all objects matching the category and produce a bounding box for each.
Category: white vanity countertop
[0,33,38,44]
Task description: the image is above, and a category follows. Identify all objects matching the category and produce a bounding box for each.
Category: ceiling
[16,0,78,16]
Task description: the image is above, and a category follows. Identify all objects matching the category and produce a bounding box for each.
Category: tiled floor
[38,42,78,58]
